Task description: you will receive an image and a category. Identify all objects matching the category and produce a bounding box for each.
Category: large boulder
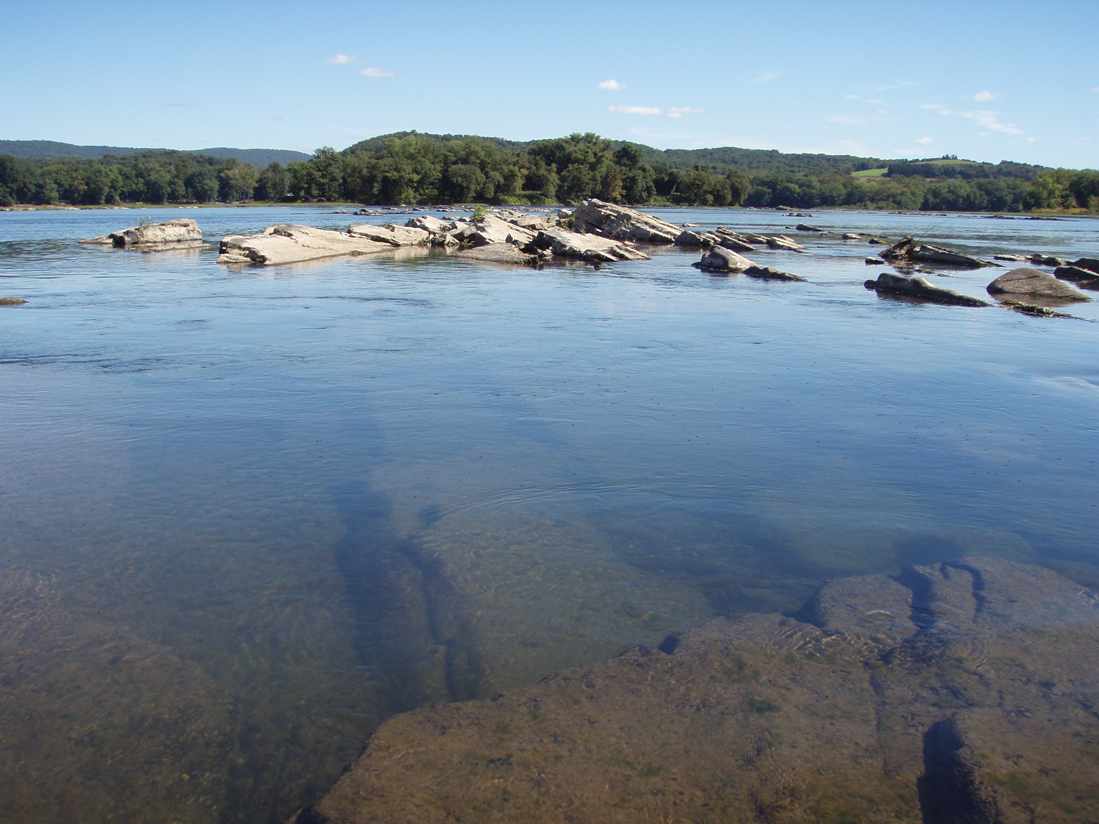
[865,272,988,306]
[529,228,648,264]
[693,245,758,273]
[347,224,431,247]
[217,225,394,266]
[987,268,1091,303]
[571,199,682,244]
[81,218,203,249]
[296,557,1099,824]
[882,237,991,269]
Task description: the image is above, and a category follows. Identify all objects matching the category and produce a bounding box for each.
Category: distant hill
[0,140,310,167]
[345,131,903,176]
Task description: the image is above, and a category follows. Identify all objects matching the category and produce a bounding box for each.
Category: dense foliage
[2,134,1097,213]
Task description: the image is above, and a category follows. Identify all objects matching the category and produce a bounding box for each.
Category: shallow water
[1,206,1098,822]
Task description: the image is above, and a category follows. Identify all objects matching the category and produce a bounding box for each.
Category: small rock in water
[865,272,988,306]
[987,268,1091,303]
[0,297,28,306]
[744,265,806,282]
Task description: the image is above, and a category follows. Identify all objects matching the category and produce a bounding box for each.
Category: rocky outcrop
[297,557,1099,824]
[744,265,805,282]
[882,237,991,269]
[346,224,431,247]
[1071,257,1099,274]
[529,228,649,264]
[987,268,1091,303]
[693,245,758,273]
[217,225,394,266]
[406,215,454,235]
[452,215,537,248]
[1055,265,1099,289]
[865,272,989,306]
[673,229,719,248]
[571,199,682,244]
[795,223,823,232]
[0,296,28,306]
[712,228,757,252]
[993,254,1027,262]
[1029,254,1066,267]
[81,218,204,249]
[455,243,549,267]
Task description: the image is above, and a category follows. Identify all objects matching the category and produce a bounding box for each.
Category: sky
[3,0,1097,168]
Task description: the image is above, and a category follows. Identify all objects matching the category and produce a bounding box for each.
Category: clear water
[2,206,1098,822]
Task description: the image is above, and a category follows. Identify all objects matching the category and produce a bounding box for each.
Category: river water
[1,206,1097,822]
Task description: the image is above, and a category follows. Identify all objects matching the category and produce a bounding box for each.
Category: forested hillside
[2,132,1097,213]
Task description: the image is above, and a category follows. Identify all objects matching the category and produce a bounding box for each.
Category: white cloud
[973,90,995,102]
[752,71,782,84]
[666,106,703,119]
[598,79,624,92]
[915,136,934,145]
[609,104,662,116]
[361,67,395,78]
[328,53,353,65]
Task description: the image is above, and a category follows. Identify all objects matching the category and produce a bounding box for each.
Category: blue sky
[3,0,1097,167]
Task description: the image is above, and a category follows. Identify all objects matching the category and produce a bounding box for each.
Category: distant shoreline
[2,201,1095,220]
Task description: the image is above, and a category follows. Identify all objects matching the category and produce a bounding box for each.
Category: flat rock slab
[218,225,394,266]
[865,272,988,306]
[571,199,683,244]
[987,267,1091,303]
[347,224,431,246]
[766,235,806,253]
[298,557,1099,824]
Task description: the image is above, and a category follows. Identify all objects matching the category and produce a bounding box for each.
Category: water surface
[2,205,1098,822]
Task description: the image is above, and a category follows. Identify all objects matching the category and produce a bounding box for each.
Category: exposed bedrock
[571,198,683,244]
[297,557,1099,824]
[218,225,395,265]
[882,237,992,269]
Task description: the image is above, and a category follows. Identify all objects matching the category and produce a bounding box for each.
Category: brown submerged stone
[295,557,1099,824]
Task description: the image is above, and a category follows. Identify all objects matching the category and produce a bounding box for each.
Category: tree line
[2,133,1097,213]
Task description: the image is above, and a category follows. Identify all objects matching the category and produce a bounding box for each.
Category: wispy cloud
[915,136,934,145]
[609,104,702,119]
[328,53,353,65]
[609,104,662,116]
[667,106,703,119]
[598,79,624,92]
[828,114,865,126]
[1026,137,1039,144]
[752,71,782,84]
[922,103,1024,137]
[973,90,995,102]
[361,67,395,79]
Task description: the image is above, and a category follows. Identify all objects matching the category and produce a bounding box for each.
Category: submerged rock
[881,237,991,269]
[571,199,682,244]
[297,557,1099,824]
[1029,253,1066,267]
[865,272,988,306]
[987,268,1091,303]
[993,253,1027,262]
[0,296,28,306]
[744,265,805,282]
[999,299,1076,319]
[217,225,394,266]
[795,223,823,232]
[81,218,203,249]
[842,232,862,240]
[693,245,758,273]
